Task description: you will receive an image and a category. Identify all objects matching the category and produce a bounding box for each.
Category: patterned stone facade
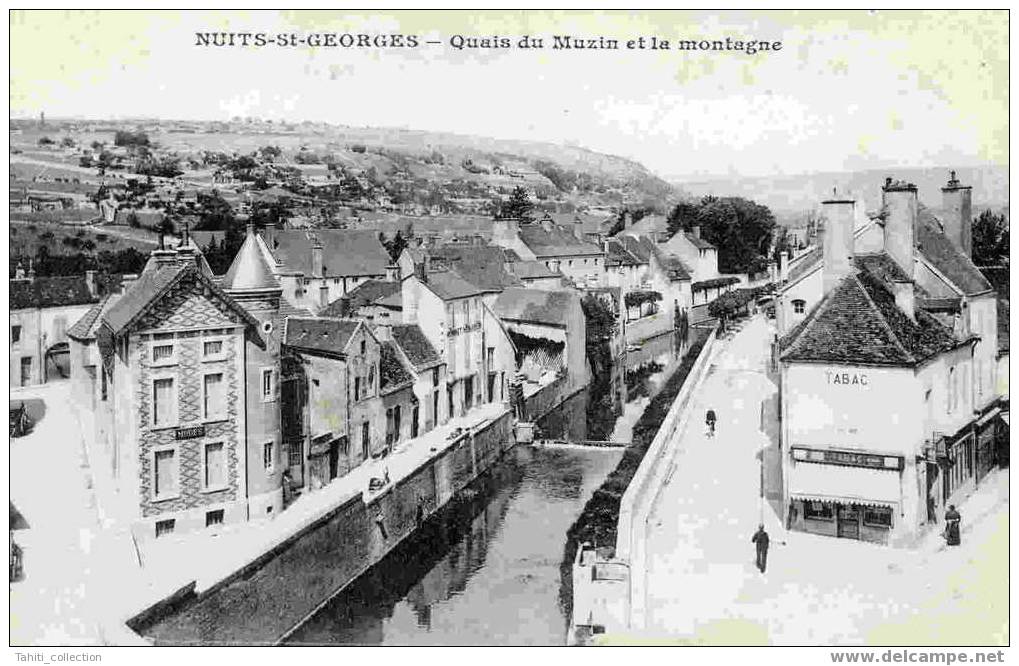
[133,278,248,520]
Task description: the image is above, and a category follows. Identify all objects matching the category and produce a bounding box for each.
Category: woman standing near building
[944,505,961,546]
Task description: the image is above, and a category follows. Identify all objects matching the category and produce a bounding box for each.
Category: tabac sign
[792,446,903,471]
[825,370,869,387]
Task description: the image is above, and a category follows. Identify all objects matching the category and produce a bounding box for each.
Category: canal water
[283,331,679,646]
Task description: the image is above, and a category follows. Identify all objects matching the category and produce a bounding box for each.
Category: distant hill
[11,118,680,213]
[673,165,1009,225]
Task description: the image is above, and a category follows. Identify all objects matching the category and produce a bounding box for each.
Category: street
[637,315,1009,645]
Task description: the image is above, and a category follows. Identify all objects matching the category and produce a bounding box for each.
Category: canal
[284,332,679,646]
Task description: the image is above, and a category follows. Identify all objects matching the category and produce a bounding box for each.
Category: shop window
[863,506,893,528]
[803,501,833,520]
[793,299,806,314]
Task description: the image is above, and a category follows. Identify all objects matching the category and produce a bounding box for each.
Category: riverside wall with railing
[571,325,718,637]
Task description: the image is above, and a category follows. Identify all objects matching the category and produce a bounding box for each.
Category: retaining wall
[135,410,513,645]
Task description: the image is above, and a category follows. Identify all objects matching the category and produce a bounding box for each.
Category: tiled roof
[101,263,259,337]
[916,207,993,296]
[379,341,414,393]
[426,246,522,292]
[284,317,360,356]
[785,247,822,285]
[780,269,961,366]
[422,269,486,300]
[67,294,116,340]
[268,229,390,278]
[518,223,603,258]
[390,324,442,370]
[624,214,667,236]
[492,287,578,327]
[221,231,280,292]
[507,260,560,280]
[11,274,120,310]
[321,280,401,317]
[684,232,715,251]
[651,245,692,281]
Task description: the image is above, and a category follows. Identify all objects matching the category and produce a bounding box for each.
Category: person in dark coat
[944,505,961,546]
[751,524,770,573]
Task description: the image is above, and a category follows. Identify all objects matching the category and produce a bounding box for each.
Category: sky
[9,10,1009,180]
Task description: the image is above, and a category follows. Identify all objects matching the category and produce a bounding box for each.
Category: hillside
[11,119,680,214]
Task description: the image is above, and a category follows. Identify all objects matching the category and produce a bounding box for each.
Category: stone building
[260,226,391,314]
[776,174,1004,547]
[281,317,386,490]
[11,268,121,387]
[489,216,605,288]
[401,265,516,421]
[67,234,285,541]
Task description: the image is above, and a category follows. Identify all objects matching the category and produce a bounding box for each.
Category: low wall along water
[134,411,514,645]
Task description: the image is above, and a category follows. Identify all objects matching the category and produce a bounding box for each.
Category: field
[10,220,160,258]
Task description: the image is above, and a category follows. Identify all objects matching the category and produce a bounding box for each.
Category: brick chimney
[85,270,97,298]
[691,226,701,239]
[821,196,856,295]
[573,217,584,242]
[319,283,329,310]
[385,264,399,282]
[941,170,972,258]
[311,236,324,278]
[882,178,918,277]
[374,323,392,342]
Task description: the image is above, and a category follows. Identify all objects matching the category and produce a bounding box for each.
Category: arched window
[792,299,806,314]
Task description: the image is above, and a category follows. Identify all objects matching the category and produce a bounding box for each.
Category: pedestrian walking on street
[752,523,770,573]
[705,408,717,438]
[944,504,961,546]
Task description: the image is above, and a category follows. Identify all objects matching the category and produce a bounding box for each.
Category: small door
[837,504,860,539]
[411,405,419,438]
[329,437,341,481]
[20,357,32,386]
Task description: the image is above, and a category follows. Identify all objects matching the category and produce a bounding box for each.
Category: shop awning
[788,462,901,508]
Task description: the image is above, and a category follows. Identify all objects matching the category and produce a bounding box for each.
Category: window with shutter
[153,377,175,426]
[204,442,226,490]
[204,373,225,420]
[154,448,178,498]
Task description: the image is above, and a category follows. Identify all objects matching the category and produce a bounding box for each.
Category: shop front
[787,447,904,545]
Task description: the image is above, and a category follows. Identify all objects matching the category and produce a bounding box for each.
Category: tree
[665,201,701,237]
[381,230,409,263]
[497,186,535,221]
[972,210,1009,265]
[114,130,150,147]
[581,293,617,376]
[665,196,777,275]
[196,191,235,230]
[38,136,55,146]
[60,137,75,148]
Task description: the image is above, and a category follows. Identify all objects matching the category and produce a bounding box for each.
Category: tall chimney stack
[881,179,918,277]
[941,170,973,258]
[311,236,324,278]
[821,196,856,294]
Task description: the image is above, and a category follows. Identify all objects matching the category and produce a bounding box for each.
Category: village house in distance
[775,173,1006,546]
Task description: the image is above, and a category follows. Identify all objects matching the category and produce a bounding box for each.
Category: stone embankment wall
[133,411,513,645]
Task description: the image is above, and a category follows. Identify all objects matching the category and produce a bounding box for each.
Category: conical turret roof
[222,226,281,292]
